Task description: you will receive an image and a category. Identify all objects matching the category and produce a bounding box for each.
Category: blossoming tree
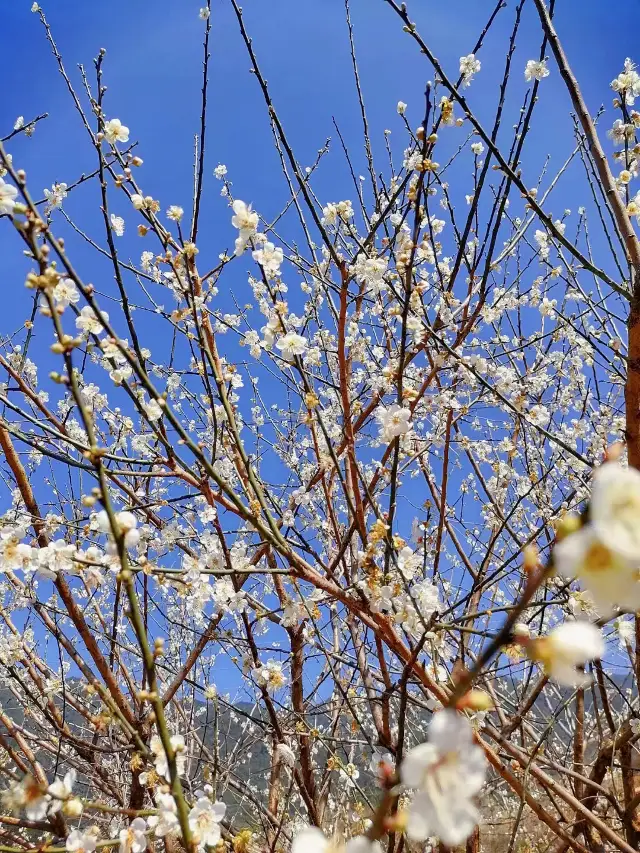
[1,1,640,852]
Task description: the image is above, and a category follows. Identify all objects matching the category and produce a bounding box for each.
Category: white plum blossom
[292,827,381,853]
[214,164,227,179]
[376,403,412,443]
[111,214,125,236]
[524,59,550,82]
[276,331,307,362]
[252,241,284,278]
[188,798,226,848]
[530,621,604,687]
[460,54,481,86]
[104,118,130,144]
[149,733,186,780]
[401,710,486,846]
[231,199,259,255]
[589,462,640,560]
[48,769,76,814]
[611,58,640,104]
[119,818,147,853]
[253,659,286,691]
[66,830,96,853]
[167,205,184,221]
[96,510,141,553]
[0,527,32,572]
[43,182,68,213]
[554,526,640,616]
[147,793,179,837]
[76,305,109,336]
[0,178,18,214]
[397,101,407,115]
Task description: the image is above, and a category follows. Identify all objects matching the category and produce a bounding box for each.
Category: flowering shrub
[0,2,640,852]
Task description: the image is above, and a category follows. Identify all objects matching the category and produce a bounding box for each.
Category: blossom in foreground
[48,769,76,814]
[119,818,147,853]
[0,178,18,215]
[589,462,640,560]
[104,118,130,144]
[554,462,640,614]
[291,827,381,853]
[529,621,604,687]
[147,792,179,837]
[66,830,97,853]
[231,199,259,255]
[524,59,549,82]
[400,710,486,846]
[188,798,226,848]
[554,526,640,616]
[276,331,308,362]
[376,403,412,443]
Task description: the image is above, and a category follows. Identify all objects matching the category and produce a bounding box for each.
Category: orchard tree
[0,1,639,852]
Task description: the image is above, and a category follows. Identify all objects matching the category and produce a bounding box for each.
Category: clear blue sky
[2,0,637,276]
[2,0,637,406]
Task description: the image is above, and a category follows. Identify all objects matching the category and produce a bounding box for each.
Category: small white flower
[471,142,484,156]
[111,214,125,236]
[460,54,481,87]
[188,798,226,849]
[611,58,640,105]
[231,199,259,255]
[199,6,210,19]
[167,205,184,222]
[531,621,604,687]
[147,792,179,837]
[76,305,109,336]
[276,331,307,362]
[397,101,407,115]
[0,178,18,215]
[104,118,130,144]
[14,117,24,131]
[214,164,227,180]
[524,59,550,82]
[376,403,412,443]
[43,182,68,213]
[119,818,147,853]
[150,733,186,780]
[144,397,164,421]
[31,3,40,11]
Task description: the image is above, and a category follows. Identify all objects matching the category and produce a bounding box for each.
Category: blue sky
[2,0,637,262]
[2,0,636,415]
[1,1,637,690]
